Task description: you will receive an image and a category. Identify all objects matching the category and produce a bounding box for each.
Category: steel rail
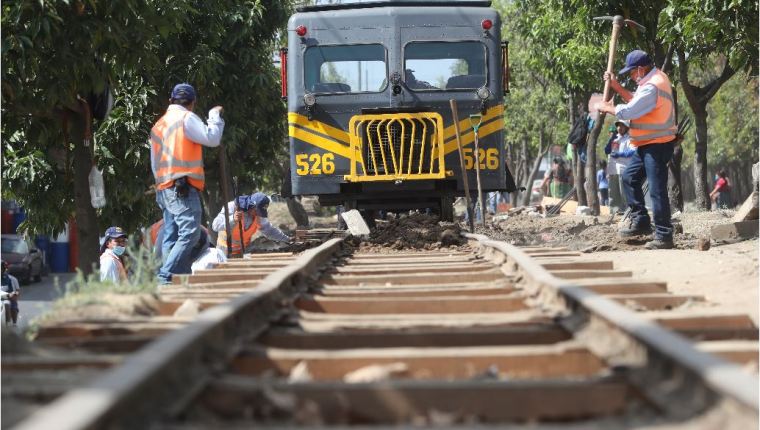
[12,238,346,430]
[465,232,759,416]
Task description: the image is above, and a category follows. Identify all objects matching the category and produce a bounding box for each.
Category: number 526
[295,153,335,175]
[463,147,499,170]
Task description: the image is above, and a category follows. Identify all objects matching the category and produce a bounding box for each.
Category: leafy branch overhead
[2,0,293,237]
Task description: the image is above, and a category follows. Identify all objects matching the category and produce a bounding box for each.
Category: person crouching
[212,192,291,257]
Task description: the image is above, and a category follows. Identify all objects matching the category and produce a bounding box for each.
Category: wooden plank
[232,344,606,380]
[259,324,571,350]
[36,334,155,353]
[173,273,269,285]
[569,280,668,295]
[332,263,496,275]
[295,294,527,314]
[608,294,705,311]
[550,270,632,279]
[539,260,613,270]
[200,375,629,422]
[696,341,759,366]
[652,314,759,341]
[36,322,183,339]
[2,355,123,371]
[319,286,515,298]
[321,270,504,286]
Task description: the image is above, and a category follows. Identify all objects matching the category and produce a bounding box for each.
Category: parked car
[1,234,43,284]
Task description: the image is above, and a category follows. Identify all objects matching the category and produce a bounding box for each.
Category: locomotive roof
[296,1,492,13]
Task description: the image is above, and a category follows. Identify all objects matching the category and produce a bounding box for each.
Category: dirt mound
[362,214,467,251]
[484,211,715,252]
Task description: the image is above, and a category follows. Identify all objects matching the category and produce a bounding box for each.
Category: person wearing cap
[150,83,225,283]
[100,226,128,283]
[595,50,677,249]
[1,260,21,326]
[212,192,291,256]
[604,119,635,214]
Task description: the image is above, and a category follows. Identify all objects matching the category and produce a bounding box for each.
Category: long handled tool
[219,143,235,259]
[470,114,485,226]
[232,176,246,255]
[449,100,475,232]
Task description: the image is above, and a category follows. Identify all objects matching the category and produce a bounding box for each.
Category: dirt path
[586,239,759,323]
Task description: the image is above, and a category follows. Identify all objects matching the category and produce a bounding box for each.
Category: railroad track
[4,233,758,429]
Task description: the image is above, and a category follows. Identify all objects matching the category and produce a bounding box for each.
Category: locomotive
[282,0,513,221]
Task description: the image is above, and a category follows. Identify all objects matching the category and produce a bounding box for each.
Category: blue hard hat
[104,226,127,239]
[237,192,270,218]
[171,83,196,102]
[618,50,652,75]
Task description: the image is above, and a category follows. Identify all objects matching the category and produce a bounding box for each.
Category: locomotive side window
[303,44,387,94]
[403,41,487,91]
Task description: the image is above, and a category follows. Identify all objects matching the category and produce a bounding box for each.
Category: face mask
[113,246,126,256]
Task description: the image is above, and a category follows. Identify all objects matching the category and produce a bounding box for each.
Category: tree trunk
[693,108,710,209]
[668,143,684,212]
[584,115,603,214]
[573,146,586,204]
[69,111,99,275]
[520,129,549,207]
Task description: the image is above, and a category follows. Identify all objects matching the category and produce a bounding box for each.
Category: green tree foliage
[2,0,292,273]
[494,1,570,206]
[660,0,758,208]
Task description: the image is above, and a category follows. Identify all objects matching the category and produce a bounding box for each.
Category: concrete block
[731,191,759,222]
[711,220,760,243]
[340,209,370,237]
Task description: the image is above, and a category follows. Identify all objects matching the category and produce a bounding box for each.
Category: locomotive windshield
[403,41,487,90]
[304,44,387,94]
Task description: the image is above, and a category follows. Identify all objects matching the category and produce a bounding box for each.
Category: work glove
[610,151,620,159]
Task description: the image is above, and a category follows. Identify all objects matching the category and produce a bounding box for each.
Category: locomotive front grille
[345,113,446,182]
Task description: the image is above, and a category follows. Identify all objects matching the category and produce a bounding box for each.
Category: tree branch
[698,61,735,105]
[677,48,700,109]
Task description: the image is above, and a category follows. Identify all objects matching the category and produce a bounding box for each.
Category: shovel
[470,114,485,226]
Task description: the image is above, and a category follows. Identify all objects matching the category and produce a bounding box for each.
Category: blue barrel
[12,209,25,232]
[35,235,51,269]
[50,242,70,273]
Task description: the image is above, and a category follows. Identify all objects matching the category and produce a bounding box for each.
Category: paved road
[16,272,74,330]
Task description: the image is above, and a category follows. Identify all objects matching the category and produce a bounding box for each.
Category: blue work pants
[622,141,674,241]
[156,186,202,284]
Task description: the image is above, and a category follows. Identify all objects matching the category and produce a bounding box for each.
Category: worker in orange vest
[596,50,677,250]
[150,83,225,284]
[212,192,291,256]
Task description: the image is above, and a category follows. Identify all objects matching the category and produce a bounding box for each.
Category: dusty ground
[475,208,758,324]
[360,213,467,251]
[587,239,758,323]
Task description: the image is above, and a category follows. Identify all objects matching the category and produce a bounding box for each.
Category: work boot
[618,223,653,238]
[644,238,674,250]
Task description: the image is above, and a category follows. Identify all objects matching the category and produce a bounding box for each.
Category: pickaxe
[592,15,646,103]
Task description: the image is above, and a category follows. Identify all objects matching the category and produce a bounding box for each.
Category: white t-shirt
[607,133,634,175]
[191,247,227,273]
[99,249,126,283]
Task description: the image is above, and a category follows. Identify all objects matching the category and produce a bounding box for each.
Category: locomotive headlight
[303,92,316,107]
[476,86,491,101]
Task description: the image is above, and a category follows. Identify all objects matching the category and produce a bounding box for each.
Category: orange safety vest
[150,109,205,190]
[217,215,259,256]
[149,220,164,247]
[628,69,677,147]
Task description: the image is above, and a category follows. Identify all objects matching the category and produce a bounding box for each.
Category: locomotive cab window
[404,41,487,91]
[304,44,387,94]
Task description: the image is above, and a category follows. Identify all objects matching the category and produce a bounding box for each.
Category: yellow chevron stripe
[441,117,504,156]
[289,125,352,160]
[288,112,350,144]
[443,104,504,142]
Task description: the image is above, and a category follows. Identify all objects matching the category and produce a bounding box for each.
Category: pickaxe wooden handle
[602,16,624,103]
